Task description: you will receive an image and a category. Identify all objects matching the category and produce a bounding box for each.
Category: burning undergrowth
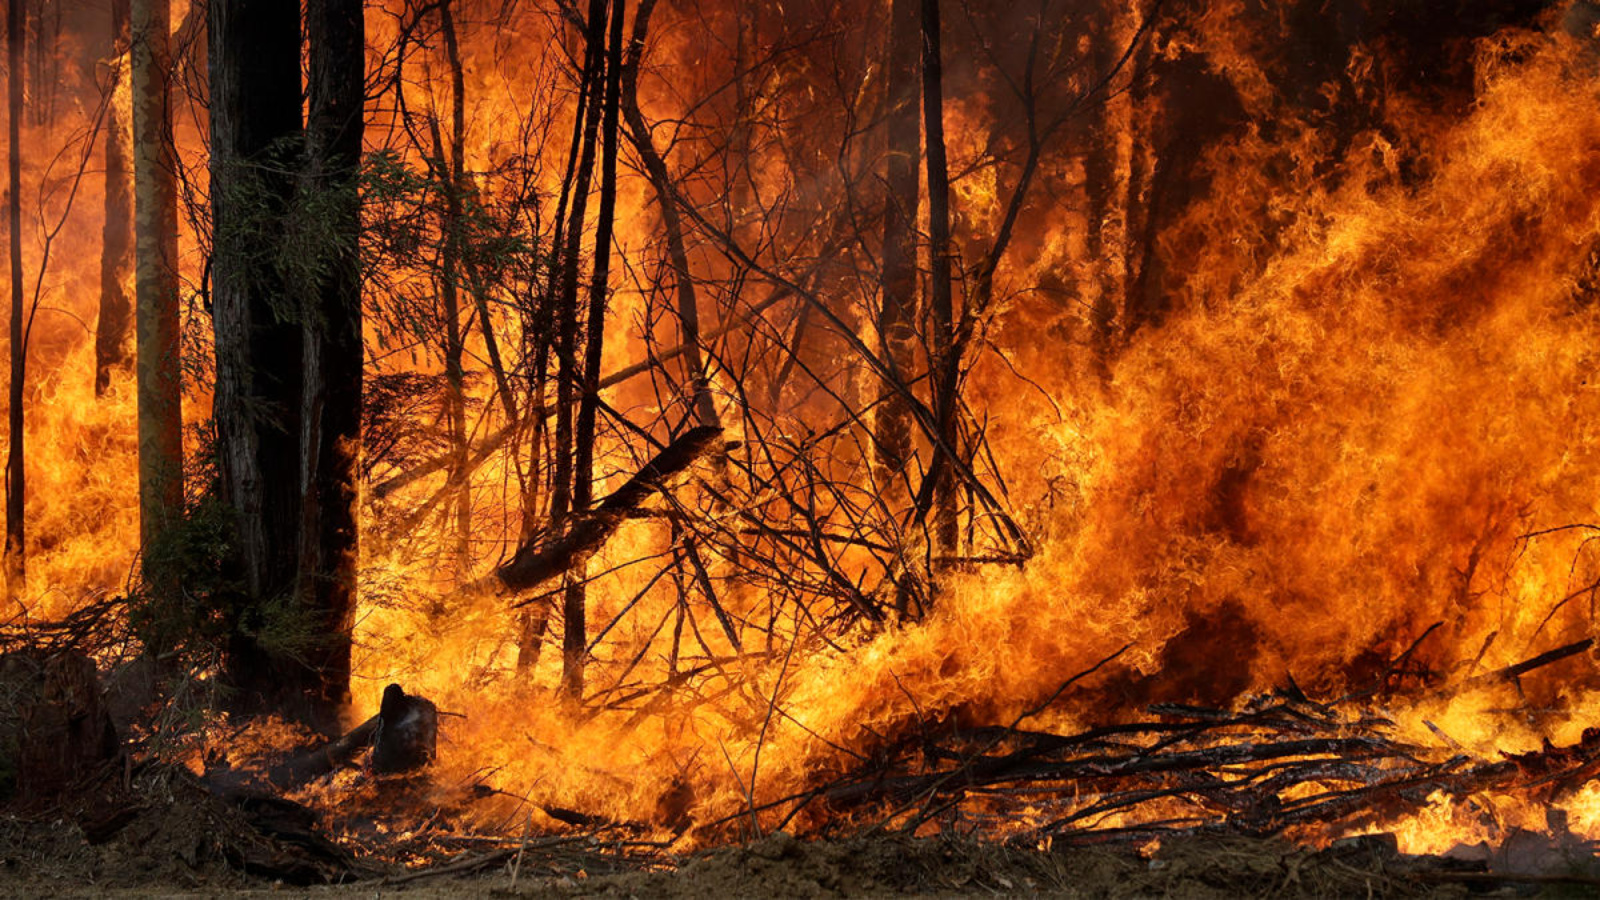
[331,23,1600,854]
[10,0,1600,892]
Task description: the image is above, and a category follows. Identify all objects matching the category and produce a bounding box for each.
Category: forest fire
[5,0,1600,892]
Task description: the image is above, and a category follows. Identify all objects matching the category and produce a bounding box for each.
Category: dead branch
[467,425,725,598]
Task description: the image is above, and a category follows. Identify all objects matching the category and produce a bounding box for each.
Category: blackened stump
[371,684,437,775]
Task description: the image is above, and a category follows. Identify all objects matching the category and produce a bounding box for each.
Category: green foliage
[126,495,235,662]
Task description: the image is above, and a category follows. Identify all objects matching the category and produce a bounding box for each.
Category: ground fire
[4,0,1600,894]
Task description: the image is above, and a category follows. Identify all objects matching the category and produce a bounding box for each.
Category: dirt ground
[0,808,1562,899]
[0,761,1588,897]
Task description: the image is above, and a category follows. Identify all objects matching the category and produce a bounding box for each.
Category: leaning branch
[463,425,725,599]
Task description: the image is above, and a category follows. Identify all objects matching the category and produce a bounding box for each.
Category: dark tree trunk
[517,2,604,674]
[564,0,627,701]
[875,0,920,499]
[5,0,24,594]
[132,0,184,586]
[548,0,610,698]
[209,0,309,723]
[921,0,958,565]
[96,0,134,397]
[433,0,471,576]
[297,0,365,732]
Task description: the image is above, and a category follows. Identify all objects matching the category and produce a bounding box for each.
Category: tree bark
[132,0,184,587]
[875,0,920,497]
[920,0,958,565]
[209,0,308,722]
[298,0,365,732]
[5,0,22,594]
[547,0,610,699]
[96,0,134,397]
[431,0,471,576]
[564,0,627,701]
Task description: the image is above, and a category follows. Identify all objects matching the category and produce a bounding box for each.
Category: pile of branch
[754,639,1600,848]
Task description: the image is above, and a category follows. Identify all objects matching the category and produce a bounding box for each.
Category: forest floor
[0,765,1585,899]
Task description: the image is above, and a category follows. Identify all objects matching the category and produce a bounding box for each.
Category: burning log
[258,684,437,788]
[266,714,380,788]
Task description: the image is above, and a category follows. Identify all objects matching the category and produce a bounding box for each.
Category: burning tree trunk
[919,0,959,572]
[621,0,719,434]
[543,0,610,697]
[5,0,22,594]
[296,0,365,728]
[434,0,472,577]
[879,0,922,618]
[95,0,134,397]
[516,0,605,672]
[132,0,183,583]
[874,0,921,509]
[564,0,627,700]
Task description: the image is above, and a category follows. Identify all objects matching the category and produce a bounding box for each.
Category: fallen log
[247,684,437,788]
[265,715,380,788]
[466,425,725,599]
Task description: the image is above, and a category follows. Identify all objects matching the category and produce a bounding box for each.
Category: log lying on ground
[467,425,725,599]
[264,714,380,788]
[243,684,437,789]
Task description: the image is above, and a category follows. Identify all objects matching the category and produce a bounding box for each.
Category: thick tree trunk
[131,0,184,585]
[298,0,365,732]
[209,0,309,723]
[5,0,23,594]
[96,0,134,397]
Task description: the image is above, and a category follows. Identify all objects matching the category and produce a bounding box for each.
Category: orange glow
[12,0,1600,860]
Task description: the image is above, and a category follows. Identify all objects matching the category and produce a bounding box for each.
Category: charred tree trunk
[297,0,365,731]
[921,0,958,568]
[622,0,718,433]
[132,0,183,585]
[548,0,610,698]
[563,0,627,701]
[5,0,23,594]
[96,0,134,397]
[517,3,604,674]
[434,0,471,576]
[875,0,920,502]
[210,0,310,725]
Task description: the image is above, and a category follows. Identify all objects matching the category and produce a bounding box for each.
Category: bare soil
[0,761,1583,897]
